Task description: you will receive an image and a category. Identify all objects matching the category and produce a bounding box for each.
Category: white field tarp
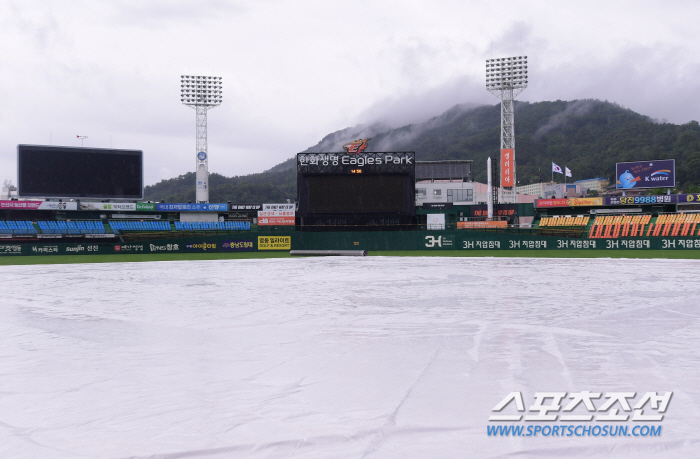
[1,257,698,458]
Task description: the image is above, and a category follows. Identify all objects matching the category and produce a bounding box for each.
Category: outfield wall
[2,230,700,256]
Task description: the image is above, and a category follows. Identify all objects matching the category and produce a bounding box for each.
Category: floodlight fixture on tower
[180,75,223,203]
[485,55,528,203]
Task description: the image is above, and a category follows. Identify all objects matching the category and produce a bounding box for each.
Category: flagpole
[565,166,567,184]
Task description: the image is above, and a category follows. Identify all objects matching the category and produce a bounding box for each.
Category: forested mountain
[144,99,700,202]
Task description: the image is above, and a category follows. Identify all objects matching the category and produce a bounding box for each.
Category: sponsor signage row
[1,201,283,212]
[536,194,700,208]
[80,202,156,211]
[5,230,700,257]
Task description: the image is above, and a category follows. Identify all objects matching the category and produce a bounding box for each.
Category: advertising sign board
[501,149,514,187]
[156,203,228,212]
[457,221,508,229]
[222,240,254,251]
[426,214,445,230]
[80,202,136,211]
[0,200,78,210]
[258,203,295,226]
[258,236,291,250]
[616,160,675,189]
[470,205,517,217]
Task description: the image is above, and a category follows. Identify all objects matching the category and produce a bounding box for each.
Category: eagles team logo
[343,138,370,154]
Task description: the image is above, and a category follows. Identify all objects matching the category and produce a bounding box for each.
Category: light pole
[181,75,223,203]
[486,56,528,203]
[77,135,88,147]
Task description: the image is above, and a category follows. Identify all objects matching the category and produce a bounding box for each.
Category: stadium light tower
[181,75,223,203]
[486,56,528,203]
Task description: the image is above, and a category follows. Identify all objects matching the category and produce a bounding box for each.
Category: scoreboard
[18,145,143,199]
[297,152,416,227]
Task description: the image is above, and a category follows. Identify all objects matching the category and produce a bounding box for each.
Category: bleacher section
[37,220,106,235]
[589,214,651,238]
[539,215,590,227]
[646,213,700,237]
[109,220,171,234]
[588,213,700,238]
[0,221,37,235]
[174,221,251,231]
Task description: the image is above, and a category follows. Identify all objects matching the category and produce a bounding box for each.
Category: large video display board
[297,152,415,224]
[307,175,405,212]
[616,160,675,189]
[18,145,143,199]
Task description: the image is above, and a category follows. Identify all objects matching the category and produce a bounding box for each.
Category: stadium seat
[36,220,106,235]
[172,220,251,232]
[0,220,37,235]
[107,220,171,234]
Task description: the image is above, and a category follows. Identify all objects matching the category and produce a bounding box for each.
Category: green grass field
[1,250,699,265]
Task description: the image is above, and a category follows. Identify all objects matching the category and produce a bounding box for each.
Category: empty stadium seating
[646,213,700,237]
[37,220,106,235]
[108,220,171,234]
[0,221,37,235]
[589,214,651,238]
[174,221,251,231]
[539,215,590,227]
[588,213,700,238]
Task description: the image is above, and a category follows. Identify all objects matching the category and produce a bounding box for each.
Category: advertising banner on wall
[457,221,508,229]
[536,194,695,207]
[258,236,291,250]
[470,205,518,217]
[500,149,514,187]
[676,194,700,203]
[0,244,23,255]
[1,200,78,210]
[80,202,136,211]
[616,160,675,189]
[222,240,254,251]
[605,195,676,205]
[422,202,453,210]
[566,197,603,206]
[535,198,603,208]
[258,203,295,226]
[156,203,228,212]
[535,199,570,208]
[184,241,219,251]
[258,216,295,225]
[426,214,445,230]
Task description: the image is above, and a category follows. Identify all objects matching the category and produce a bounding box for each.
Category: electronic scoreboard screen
[307,175,405,213]
[296,151,415,225]
[17,145,143,199]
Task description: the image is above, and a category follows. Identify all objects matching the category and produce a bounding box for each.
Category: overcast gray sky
[1,0,699,186]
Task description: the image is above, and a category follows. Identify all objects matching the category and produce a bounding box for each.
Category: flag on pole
[565,167,572,178]
[552,162,563,174]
